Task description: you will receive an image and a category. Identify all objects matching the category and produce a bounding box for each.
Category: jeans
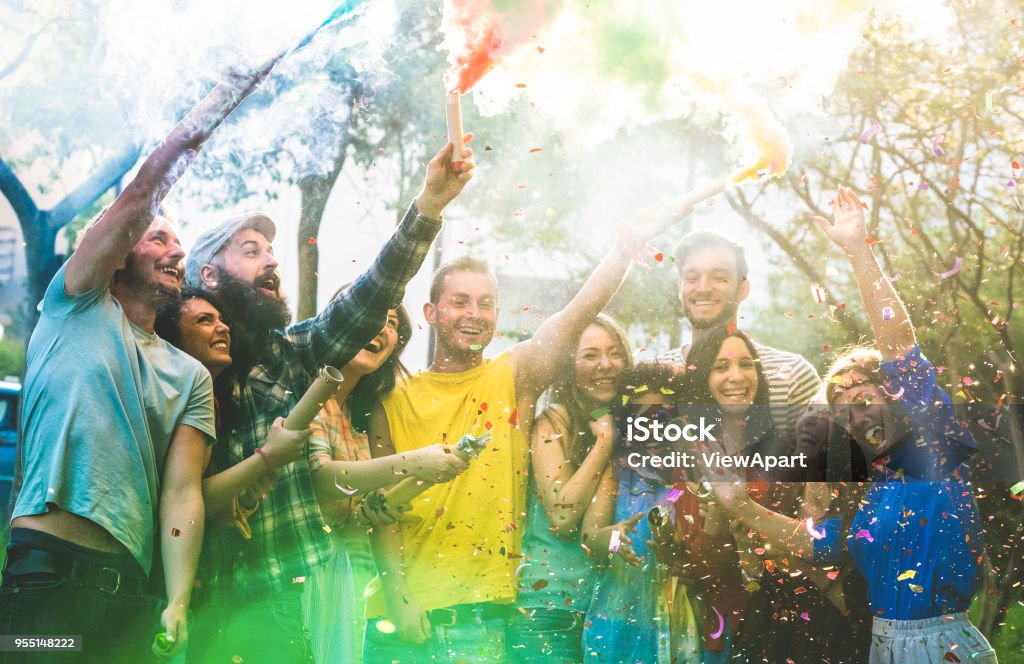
[364,611,508,663]
[507,608,583,664]
[187,584,312,664]
[0,574,163,664]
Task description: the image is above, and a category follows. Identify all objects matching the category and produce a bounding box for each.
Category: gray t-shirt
[14,263,216,573]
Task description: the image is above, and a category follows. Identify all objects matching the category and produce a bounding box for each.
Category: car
[0,379,20,516]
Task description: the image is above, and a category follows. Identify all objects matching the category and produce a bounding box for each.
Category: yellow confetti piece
[909,584,924,593]
[897,570,917,581]
[375,620,396,634]
[744,582,761,593]
[322,524,332,534]
[659,387,675,395]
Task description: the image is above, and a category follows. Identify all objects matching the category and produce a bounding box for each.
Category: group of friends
[0,62,1000,664]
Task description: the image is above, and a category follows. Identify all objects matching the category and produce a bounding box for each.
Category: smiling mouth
[256,275,279,293]
[364,340,382,353]
[211,340,229,351]
[157,266,181,279]
[719,389,750,399]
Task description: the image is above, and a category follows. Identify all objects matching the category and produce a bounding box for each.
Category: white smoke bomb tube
[283,365,344,430]
[445,92,466,162]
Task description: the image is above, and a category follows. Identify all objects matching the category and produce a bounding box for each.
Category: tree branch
[48,142,142,231]
[0,157,38,221]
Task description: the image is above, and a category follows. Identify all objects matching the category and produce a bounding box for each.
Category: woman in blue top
[510,314,642,663]
[707,186,996,663]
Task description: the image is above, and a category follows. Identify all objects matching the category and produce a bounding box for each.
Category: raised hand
[615,197,695,268]
[815,185,868,255]
[261,417,311,469]
[414,134,476,220]
[406,443,468,483]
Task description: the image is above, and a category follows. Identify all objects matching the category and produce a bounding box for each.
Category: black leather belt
[2,545,148,596]
[427,602,511,627]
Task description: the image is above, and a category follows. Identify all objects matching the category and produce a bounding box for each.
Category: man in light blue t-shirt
[0,63,274,663]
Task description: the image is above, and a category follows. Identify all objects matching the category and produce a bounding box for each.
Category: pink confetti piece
[710,606,725,640]
[854,529,874,543]
[879,385,905,399]
[667,488,683,503]
[859,119,882,144]
[935,256,964,279]
[608,530,621,553]
[800,611,811,621]
[883,274,901,282]
[882,306,895,320]
[932,134,945,157]
[805,517,825,540]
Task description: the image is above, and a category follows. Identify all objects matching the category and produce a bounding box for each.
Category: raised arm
[511,198,694,398]
[67,61,276,294]
[815,186,916,361]
[157,424,214,659]
[532,409,615,537]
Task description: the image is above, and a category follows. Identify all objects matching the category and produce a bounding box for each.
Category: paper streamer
[608,529,621,553]
[935,256,964,279]
[858,119,882,144]
[710,606,725,640]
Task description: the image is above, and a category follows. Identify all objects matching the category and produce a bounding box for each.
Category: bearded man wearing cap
[0,65,273,662]
[183,138,475,664]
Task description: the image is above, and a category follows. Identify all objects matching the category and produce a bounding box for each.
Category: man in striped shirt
[658,230,820,438]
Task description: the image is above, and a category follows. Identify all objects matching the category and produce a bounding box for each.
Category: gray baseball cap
[185,212,276,287]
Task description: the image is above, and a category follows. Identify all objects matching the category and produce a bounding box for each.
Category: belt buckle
[95,566,122,595]
[432,608,457,627]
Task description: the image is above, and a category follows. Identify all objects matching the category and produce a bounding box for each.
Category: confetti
[590,407,610,419]
[470,344,482,350]
[984,89,998,115]
[334,479,359,495]
[935,256,964,279]
[1010,480,1024,496]
[709,606,725,640]
[882,306,895,321]
[908,583,924,593]
[322,524,332,534]
[667,488,683,503]
[879,385,905,399]
[171,528,181,537]
[805,517,825,540]
[932,134,946,157]
[897,570,917,581]
[800,612,810,621]
[811,284,827,304]
[609,530,621,553]
[531,580,548,591]
[859,119,882,144]
[854,529,874,543]
[375,620,397,634]
[943,652,961,663]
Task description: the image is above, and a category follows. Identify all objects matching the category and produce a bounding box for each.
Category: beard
[114,252,180,303]
[207,267,292,376]
[685,302,739,330]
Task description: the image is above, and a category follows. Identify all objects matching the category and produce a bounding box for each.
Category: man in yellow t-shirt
[363,190,695,663]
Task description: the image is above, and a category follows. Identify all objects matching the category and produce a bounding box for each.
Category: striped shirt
[658,340,821,438]
[202,203,441,598]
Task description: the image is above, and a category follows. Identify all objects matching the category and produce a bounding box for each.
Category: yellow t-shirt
[364,351,529,617]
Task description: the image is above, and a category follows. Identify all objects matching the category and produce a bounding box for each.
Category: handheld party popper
[378,432,491,515]
[284,365,344,430]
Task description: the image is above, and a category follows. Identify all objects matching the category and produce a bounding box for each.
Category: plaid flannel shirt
[203,204,441,597]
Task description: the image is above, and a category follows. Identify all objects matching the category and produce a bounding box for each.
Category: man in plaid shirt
[183,138,475,663]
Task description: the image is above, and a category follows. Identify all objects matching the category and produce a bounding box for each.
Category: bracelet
[254,447,273,471]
